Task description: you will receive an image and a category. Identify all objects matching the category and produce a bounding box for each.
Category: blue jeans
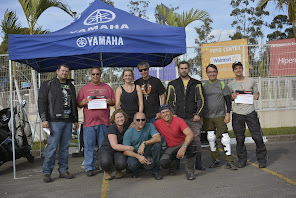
[43,122,72,175]
[127,143,162,175]
[83,124,107,171]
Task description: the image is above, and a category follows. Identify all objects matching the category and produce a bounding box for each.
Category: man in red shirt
[154,105,197,180]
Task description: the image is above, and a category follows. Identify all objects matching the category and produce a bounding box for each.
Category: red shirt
[77,82,115,127]
[154,117,188,147]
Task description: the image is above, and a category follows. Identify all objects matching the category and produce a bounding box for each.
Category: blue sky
[0,0,284,46]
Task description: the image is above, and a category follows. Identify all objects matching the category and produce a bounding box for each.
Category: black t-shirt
[135,76,166,119]
[101,123,129,150]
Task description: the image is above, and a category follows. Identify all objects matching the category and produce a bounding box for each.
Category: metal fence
[1,43,295,114]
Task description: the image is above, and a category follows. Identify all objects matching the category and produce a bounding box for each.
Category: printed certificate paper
[235,91,253,104]
[88,96,107,109]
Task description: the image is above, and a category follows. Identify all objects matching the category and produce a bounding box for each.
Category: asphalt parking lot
[0,141,296,198]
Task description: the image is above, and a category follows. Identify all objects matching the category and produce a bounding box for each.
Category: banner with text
[201,38,248,80]
[269,38,296,77]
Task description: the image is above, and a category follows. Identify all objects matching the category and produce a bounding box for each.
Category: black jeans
[160,141,196,173]
[232,111,267,164]
[99,148,127,172]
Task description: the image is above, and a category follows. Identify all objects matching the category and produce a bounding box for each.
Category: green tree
[229,0,269,44]
[100,0,114,7]
[128,1,150,19]
[267,14,294,40]
[18,0,74,35]
[155,4,210,27]
[258,0,296,38]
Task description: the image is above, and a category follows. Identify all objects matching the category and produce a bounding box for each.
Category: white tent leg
[38,73,42,157]
[9,60,16,179]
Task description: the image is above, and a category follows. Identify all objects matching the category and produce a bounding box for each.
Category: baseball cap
[159,104,171,112]
[232,61,243,70]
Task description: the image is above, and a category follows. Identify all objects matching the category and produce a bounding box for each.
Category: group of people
[38,60,267,183]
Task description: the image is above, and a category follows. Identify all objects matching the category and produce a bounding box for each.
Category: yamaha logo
[77,37,87,47]
[84,9,116,25]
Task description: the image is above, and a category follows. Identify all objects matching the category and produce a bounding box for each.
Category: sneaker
[209,160,222,168]
[185,172,196,180]
[59,171,74,179]
[226,161,238,170]
[132,172,139,178]
[87,170,95,177]
[43,174,52,183]
[152,172,163,180]
[115,170,123,179]
[104,171,113,180]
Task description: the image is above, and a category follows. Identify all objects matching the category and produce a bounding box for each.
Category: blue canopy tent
[7,0,186,178]
[8,0,186,72]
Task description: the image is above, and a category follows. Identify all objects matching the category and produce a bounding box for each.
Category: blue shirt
[123,123,159,152]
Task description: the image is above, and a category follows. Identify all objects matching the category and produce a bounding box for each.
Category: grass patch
[228,126,296,138]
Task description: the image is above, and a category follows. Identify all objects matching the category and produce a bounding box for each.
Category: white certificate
[88,98,107,109]
[235,93,253,104]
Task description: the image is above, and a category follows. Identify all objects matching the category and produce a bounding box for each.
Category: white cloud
[210,29,236,42]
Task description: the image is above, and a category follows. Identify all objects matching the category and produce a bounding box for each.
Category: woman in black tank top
[115,69,143,126]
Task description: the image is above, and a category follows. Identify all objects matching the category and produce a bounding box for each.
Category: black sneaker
[168,160,177,175]
[209,160,222,168]
[152,172,163,180]
[186,172,196,180]
[226,161,238,170]
[59,171,74,179]
[87,170,95,177]
[43,174,52,183]
[237,160,247,168]
[132,172,139,178]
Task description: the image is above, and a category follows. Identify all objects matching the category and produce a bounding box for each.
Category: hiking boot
[87,170,95,177]
[226,161,238,170]
[115,170,123,179]
[185,172,196,180]
[152,172,163,180]
[43,174,52,183]
[59,171,74,179]
[209,160,222,168]
[104,171,113,180]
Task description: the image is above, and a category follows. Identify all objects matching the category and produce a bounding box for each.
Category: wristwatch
[183,144,187,148]
[142,141,146,145]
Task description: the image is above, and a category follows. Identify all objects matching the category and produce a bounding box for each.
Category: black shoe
[87,170,95,177]
[168,160,177,175]
[59,171,74,179]
[226,161,238,170]
[43,174,52,183]
[152,172,163,180]
[209,160,222,168]
[237,160,247,168]
[186,172,196,180]
[259,162,267,168]
[132,172,139,178]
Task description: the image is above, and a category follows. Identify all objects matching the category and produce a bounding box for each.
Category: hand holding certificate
[234,91,253,104]
[88,96,107,109]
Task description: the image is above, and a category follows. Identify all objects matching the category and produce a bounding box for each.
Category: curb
[230,134,296,144]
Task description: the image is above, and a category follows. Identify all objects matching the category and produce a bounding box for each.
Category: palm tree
[155,4,210,27]
[17,0,75,104]
[18,0,75,35]
[258,0,296,38]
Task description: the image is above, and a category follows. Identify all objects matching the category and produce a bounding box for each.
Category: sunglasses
[92,73,100,76]
[139,68,148,72]
[135,118,146,122]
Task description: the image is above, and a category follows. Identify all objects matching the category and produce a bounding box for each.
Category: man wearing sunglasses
[77,67,115,177]
[154,105,197,180]
[135,62,166,123]
[123,112,163,180]
[228,61,267,168]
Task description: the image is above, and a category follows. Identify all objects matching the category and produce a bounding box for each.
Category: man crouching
[123,112,163,180]
[154,105,197,180]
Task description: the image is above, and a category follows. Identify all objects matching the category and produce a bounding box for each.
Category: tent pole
[9,60,17,179]
[100,52,103,67]
[38,73,42,157]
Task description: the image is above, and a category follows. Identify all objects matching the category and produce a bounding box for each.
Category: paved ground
[0,141,296,198]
